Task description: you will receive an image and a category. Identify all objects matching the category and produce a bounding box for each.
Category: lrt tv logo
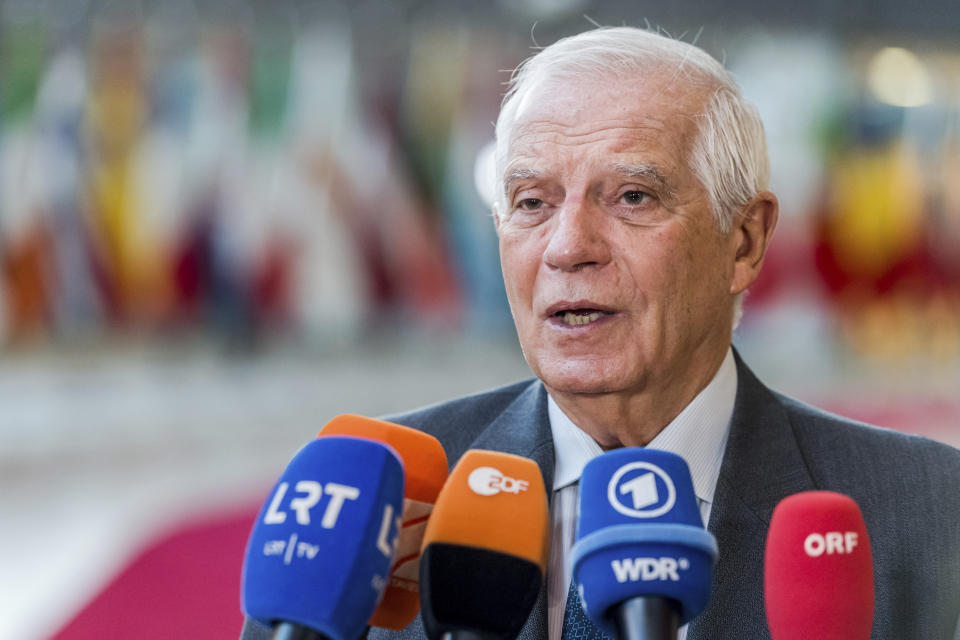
[804,531,860,557]
[262,480,400,561]
[264,481,360,528]
[467,467,530,496]
[607,462,677,518]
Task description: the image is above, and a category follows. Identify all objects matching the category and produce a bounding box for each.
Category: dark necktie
[561,579,609,640]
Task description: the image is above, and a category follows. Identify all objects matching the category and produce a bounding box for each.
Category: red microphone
[764,491,874,640]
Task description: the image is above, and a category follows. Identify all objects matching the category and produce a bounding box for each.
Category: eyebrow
[502,167,541,197]
[610,162,674,195]
[501,162,676,200]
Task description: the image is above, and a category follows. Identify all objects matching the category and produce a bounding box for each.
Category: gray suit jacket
[242,353,960,639]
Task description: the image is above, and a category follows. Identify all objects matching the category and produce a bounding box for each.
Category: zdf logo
[468,466,530,496]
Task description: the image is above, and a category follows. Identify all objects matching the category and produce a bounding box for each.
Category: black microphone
[570,449,717,640]
[418,450,550,640]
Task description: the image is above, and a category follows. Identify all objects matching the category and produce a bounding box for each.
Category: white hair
[494,26,770,325]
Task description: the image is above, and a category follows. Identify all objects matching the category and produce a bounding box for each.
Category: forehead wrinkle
[512,119,668,146]
[503,122,669,187]
[502,95,701,202]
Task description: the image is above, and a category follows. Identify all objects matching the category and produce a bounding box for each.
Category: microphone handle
[441,630,502,640]
[272,622,332,640]
[613,597,679,640]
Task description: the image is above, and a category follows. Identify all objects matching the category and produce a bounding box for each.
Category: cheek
[621,231,679,293]
[626,229,725,311]
[500,229,541,275]
[671,233,735,314]
[498,234,539,312]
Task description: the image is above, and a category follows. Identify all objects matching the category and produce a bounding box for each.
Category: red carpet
[51,505,260,640]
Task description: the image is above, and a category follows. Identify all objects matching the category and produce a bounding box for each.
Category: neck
[546,347,729,448]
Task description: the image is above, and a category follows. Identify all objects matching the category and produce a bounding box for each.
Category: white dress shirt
[546,348,738,640]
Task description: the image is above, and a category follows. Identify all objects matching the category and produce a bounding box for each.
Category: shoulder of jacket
[382,378,539,437]
[775,390,960,481]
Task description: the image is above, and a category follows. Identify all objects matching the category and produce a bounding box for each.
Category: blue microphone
[242,436,405,640]
[571,449,718,640]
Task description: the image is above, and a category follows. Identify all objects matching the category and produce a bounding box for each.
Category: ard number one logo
[607,462,677,519]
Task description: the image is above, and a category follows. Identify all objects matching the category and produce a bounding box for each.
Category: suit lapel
[469,380,556,495]
[688,352,817,640]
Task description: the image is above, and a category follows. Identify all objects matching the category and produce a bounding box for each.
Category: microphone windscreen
[242,436,404,640]
[764,491,874,640]
[419,449,549,640]
[571,449,717,635]
[319,415,448,629]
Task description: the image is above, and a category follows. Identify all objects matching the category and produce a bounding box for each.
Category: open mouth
[553,309,612,326]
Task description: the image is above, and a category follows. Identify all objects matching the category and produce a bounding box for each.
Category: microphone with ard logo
[318,415,449,630]
[419,450,549,640]
[242,436,404,640]
[571,449,717,640]
[764,491,874,640]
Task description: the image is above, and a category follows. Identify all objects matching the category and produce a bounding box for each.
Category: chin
[533,355,633,396]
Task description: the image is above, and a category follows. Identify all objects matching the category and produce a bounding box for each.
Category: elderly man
[242,27,960,640]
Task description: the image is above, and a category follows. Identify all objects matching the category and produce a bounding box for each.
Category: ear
[492,203,502,233]
[729,190,779,295]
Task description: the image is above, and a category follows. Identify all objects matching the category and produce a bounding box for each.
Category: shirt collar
[548,347,738,508]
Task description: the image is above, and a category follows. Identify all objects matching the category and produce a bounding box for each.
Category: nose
[542,199,611,271]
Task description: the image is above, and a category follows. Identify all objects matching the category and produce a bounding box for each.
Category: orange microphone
[319,415,448,630]
[419,450,549,640]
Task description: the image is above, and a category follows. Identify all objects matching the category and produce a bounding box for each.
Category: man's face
[495,72,742,399]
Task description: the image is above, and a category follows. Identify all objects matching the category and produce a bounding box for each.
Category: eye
[621,190,650,205]
[517,198,544,211]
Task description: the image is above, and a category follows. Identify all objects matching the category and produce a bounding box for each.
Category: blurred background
[1,0,958,637]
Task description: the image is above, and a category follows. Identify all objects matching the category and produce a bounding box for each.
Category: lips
[544,302,616,327]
